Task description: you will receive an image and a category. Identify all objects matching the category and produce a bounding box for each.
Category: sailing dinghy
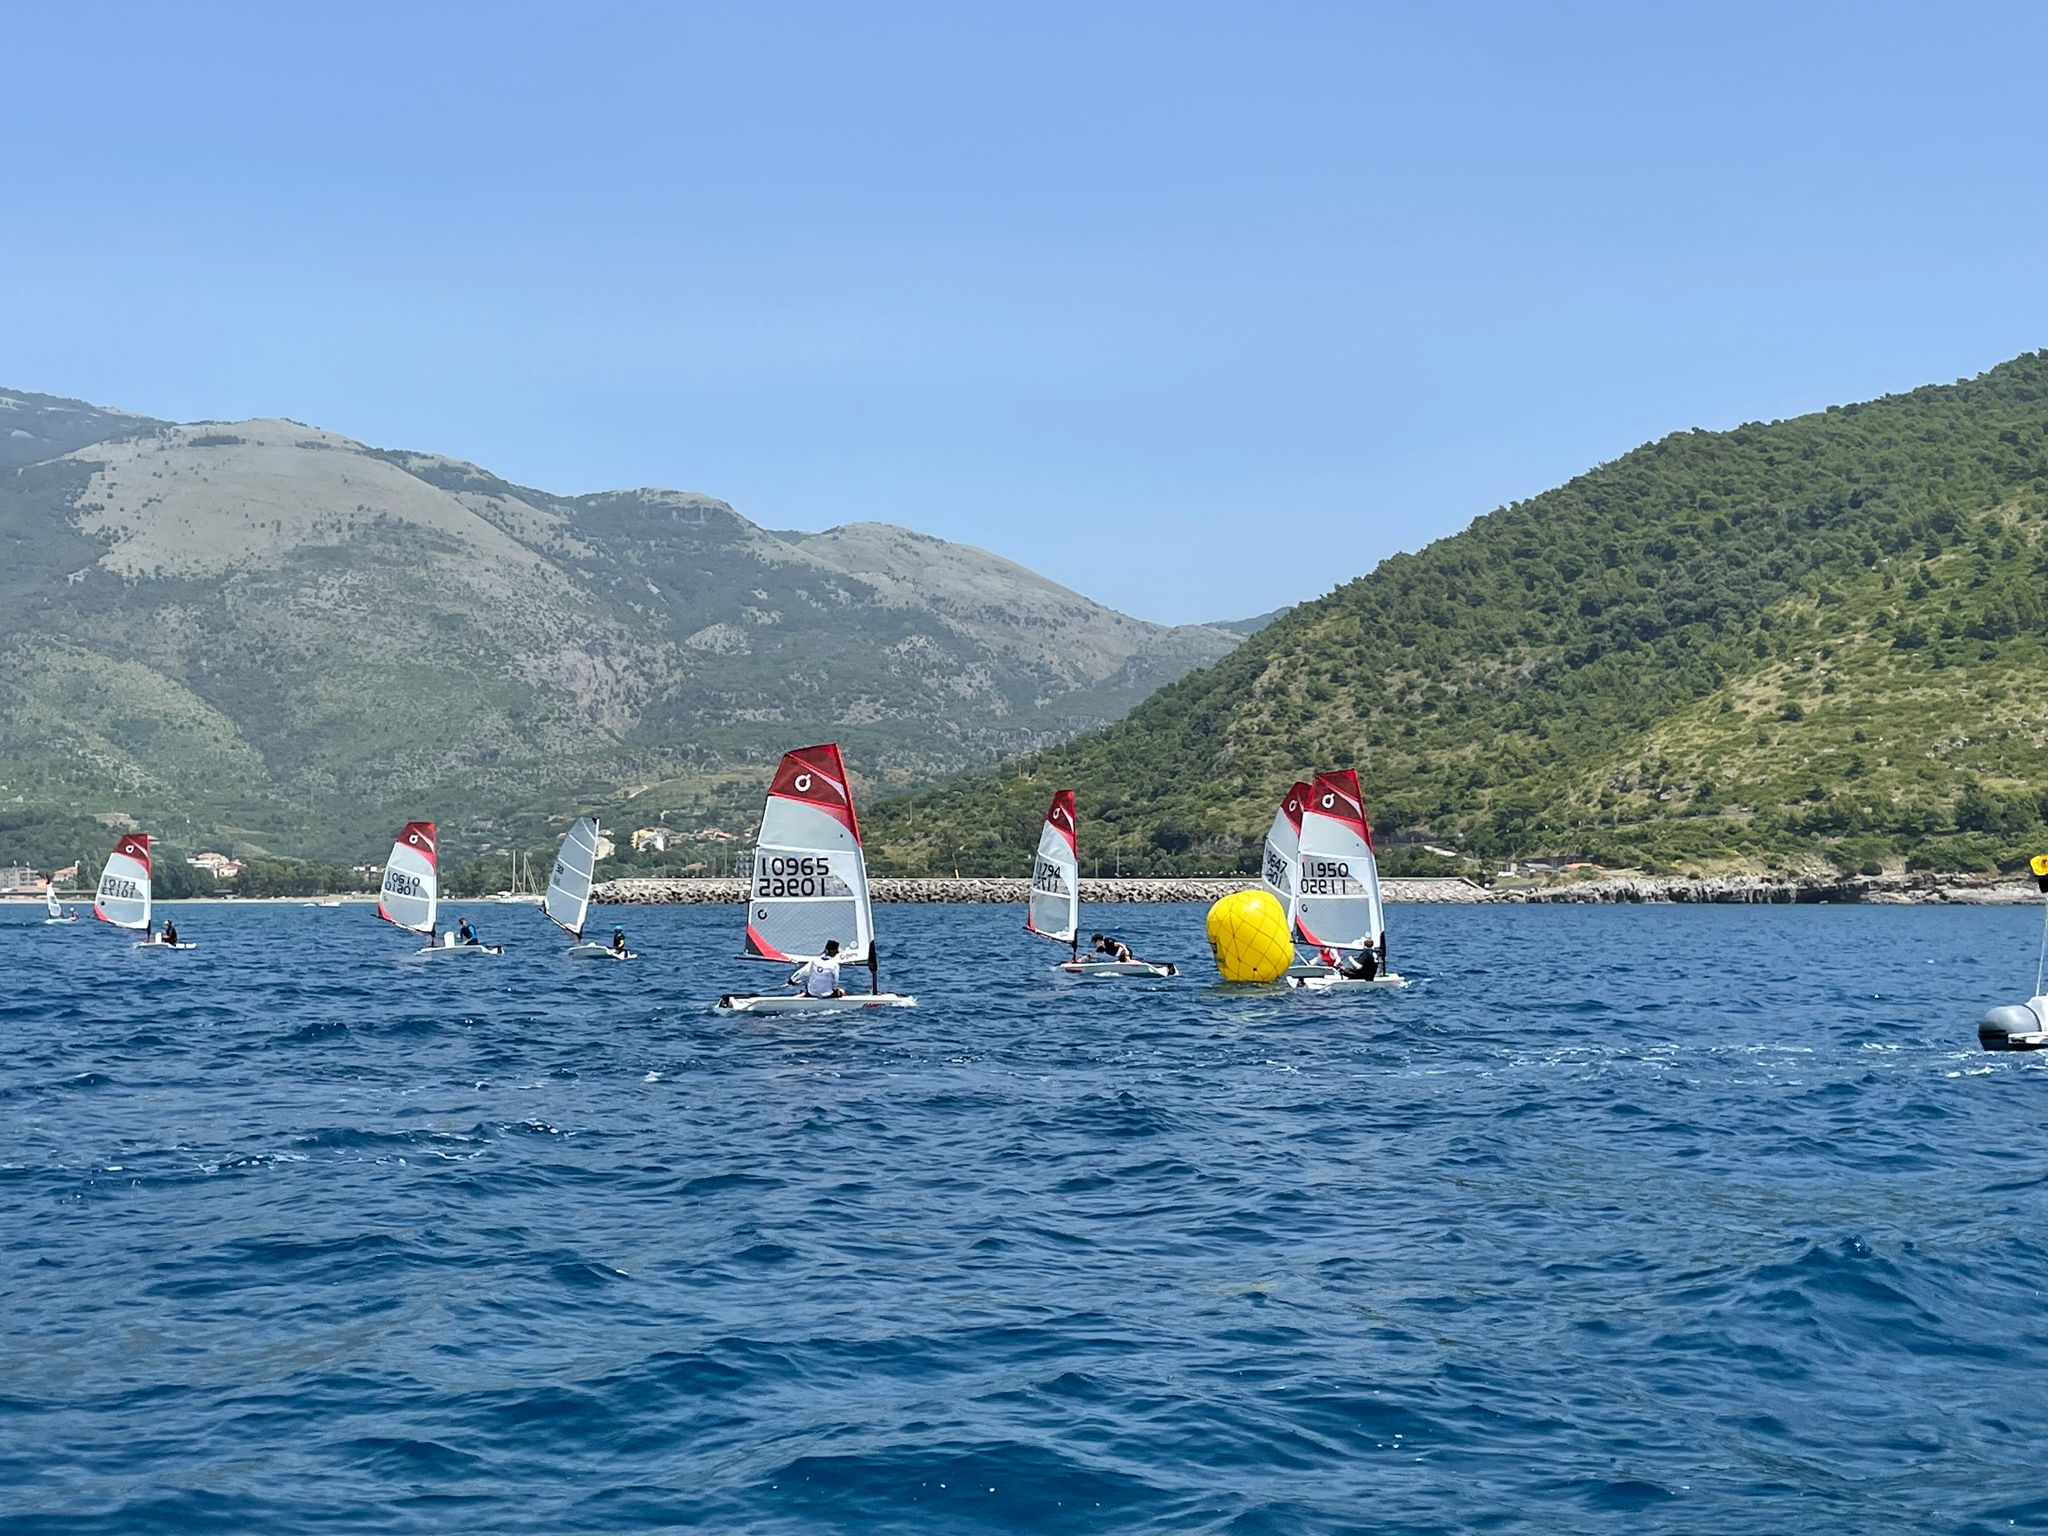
[95,833,193,949]
[1285,769,1404,990]
[545,816,633,959]
[1261,780,1336,980]
[377,821,503,957]
[714,743,915,1014]
[44,886,77,924]
[1029,789,1176,978]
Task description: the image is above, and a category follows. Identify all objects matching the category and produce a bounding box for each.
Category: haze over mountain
[870,352,2048,879]
[0,391,1241,861]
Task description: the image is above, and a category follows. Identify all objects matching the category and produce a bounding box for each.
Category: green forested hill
[867,352,2048,877]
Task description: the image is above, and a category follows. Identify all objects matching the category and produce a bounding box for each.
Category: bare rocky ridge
[0,388,1246,855]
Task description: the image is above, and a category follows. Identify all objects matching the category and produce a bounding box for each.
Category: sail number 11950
[755,854,836,899]
[1298,857,1363,895]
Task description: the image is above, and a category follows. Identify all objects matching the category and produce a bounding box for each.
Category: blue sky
[5,2,2045,622]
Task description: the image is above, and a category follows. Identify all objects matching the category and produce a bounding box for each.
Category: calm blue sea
[3,900,2045,1535]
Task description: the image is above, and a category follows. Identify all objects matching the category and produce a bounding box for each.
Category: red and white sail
[1261,781,1313,937]
[1296,769,1384,952]
[1027,789,1080,944]
[378,821,439,936]
[744,744,874,963]
[93,833,152,931]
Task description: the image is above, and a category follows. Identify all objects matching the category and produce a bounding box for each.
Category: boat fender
[1979,1004,2045,1051]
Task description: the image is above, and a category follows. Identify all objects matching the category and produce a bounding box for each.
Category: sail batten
[378,821,439,936]
[1295,769,1384,951]
[93,834,151,931]
[1027,789,1080,945]
[544,817,601,939]
[744,744,875,964]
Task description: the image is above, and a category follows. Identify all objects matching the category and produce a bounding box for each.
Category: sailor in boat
[610,927,629,956]
[1087,933,1141,965]
[160,918,180,947]
[457,917,480,947]
[1338,943,1380,981]
[789,938,849,1000]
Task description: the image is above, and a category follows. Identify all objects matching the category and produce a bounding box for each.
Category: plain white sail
[1027,789,1080,948]
[377,821,439,936]
[1295,769,1384,952]
[45,885,62,918]
[93,834,152,931]
[744,743,875,965]
[545,816,601,939]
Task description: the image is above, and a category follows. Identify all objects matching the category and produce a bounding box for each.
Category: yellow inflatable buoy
[1206,887,1294,982]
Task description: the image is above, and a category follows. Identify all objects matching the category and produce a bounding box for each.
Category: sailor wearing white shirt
[791,939,848,999]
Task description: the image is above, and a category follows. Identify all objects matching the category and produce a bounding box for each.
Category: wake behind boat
[1027,789,1176,979]
[543,816,635,960]
[377,821,504,957]
[714,743,915,1014]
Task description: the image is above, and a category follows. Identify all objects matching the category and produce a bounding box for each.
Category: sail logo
[98,876,141,900]
[793,773,813,793]
[383,870,423,898]
[1049,806,1072,828]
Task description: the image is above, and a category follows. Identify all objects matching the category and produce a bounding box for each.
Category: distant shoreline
[8,872,2035,908]
[588,873,2043,907]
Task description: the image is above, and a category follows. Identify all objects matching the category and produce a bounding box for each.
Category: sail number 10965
[755,854,836,899]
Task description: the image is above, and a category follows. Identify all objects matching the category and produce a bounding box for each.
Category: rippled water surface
[5,900,2047,1534]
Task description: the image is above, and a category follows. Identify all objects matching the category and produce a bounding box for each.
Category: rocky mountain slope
[0,393,1240,858]
[868,351,2048,878]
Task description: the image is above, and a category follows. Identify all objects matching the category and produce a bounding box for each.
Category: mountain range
[867,351,2048,879]
[0,389,1245,864]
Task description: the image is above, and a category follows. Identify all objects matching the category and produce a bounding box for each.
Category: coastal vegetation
[867,352,2048,877]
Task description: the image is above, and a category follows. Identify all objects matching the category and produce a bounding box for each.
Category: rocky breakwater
[1507,871,2038,905]
[596,876,1495,905]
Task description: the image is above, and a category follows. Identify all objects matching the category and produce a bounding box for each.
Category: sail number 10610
[755,854,837,898]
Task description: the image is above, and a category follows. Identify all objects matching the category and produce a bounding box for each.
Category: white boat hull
[43,917,79,925]
[714,991,917,1016]
[1284,961,1337,980]
[416,942,505,958]
[138,940,198,951]
[567,943,636,961]
[1286,971,1408,991]
[1055,959,1178,979]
